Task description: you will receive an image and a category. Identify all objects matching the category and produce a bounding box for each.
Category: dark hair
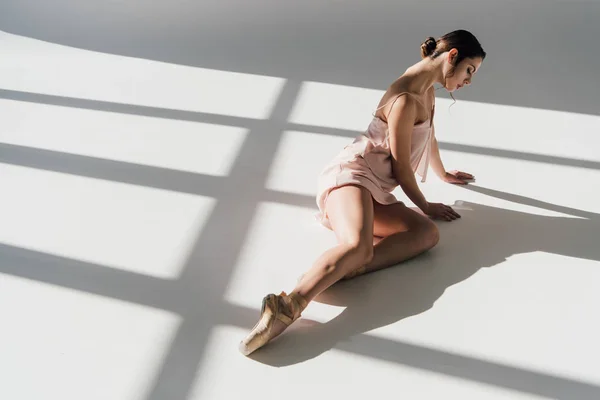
[420,30,486,65]
[421,30,486,107]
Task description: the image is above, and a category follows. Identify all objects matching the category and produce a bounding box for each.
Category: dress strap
[372,92,432,123]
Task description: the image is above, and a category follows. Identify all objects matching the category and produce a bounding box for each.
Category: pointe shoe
[239,291,308,356]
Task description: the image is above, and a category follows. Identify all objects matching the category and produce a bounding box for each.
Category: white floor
[2,14,600,400]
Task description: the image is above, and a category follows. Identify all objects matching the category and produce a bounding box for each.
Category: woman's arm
[387,95,429,212]
[430,124,474,185]
[388,95,461,221]
[429,127,447,179]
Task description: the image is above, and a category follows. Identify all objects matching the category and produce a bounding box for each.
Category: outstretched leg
[345,201,440,279]
[239,185,374,355]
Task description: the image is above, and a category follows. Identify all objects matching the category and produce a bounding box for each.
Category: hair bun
[420,37,437,58]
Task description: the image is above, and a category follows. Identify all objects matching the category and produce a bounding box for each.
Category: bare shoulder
[385,92,419,124]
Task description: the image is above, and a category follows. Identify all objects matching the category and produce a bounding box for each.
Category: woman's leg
[239,185,375,355]
[292,185,376,300]
[344,201,440,279]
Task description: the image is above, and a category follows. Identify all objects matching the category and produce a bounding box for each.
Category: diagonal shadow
[3,89,600,174]
[246,188,600,399]
[3,85,599,399]
[221,303,600,399]
[141,80,303,400]
[0,89,263,129]
[0,88,357,140]
[0,143,226,198]
[462,184,599,220]
[438,142,600,171]
[2,199,598,400]
[2,86,599,398]
[0,142,318,211]
[0,243,182,313]
[334,333,600,400]
[0,82,304,400]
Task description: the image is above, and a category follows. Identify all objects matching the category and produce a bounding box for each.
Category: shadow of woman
[250,185,600,366]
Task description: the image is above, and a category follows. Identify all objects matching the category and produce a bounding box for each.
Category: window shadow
[249,187,599,398]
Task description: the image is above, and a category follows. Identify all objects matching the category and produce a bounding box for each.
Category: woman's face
[444,51,483,92]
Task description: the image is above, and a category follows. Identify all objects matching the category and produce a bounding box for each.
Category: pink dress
[315,92,434,229]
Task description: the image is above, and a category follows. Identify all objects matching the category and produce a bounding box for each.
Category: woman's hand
[424,202,461,221]
[444,170,474,185]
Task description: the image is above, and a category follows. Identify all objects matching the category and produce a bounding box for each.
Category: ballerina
[240,29,486,356]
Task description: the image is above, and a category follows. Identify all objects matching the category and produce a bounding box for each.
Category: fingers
[445,174,468,185]
[446,206,461,218]
[437,212,456,221]
[428,204,461,221]
[449,170,474,181]
[440,205,461,221]
[444,209,460,220]
[456,171,474,180]
[447,176,467,185]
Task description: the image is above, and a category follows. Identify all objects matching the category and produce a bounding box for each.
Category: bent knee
[419,221,440,250]
[345,239,374,264]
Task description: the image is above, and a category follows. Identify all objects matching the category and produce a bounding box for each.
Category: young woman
[240,30,486,356]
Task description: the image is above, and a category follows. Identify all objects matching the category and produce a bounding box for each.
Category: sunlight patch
[0,163,216,279]
[0,99,248,176]
[224,201,337,310]
[433,99,600,162]
[265,130,353,196]
[0,32,285,119]
[289,81,384,131]
[0,274,181,400]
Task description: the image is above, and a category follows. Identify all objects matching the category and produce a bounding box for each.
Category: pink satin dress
[315,92,435,229]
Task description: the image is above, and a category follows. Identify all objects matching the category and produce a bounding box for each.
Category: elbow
[392,163,414,186]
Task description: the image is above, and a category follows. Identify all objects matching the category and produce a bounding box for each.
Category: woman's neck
[402,57,445,94]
